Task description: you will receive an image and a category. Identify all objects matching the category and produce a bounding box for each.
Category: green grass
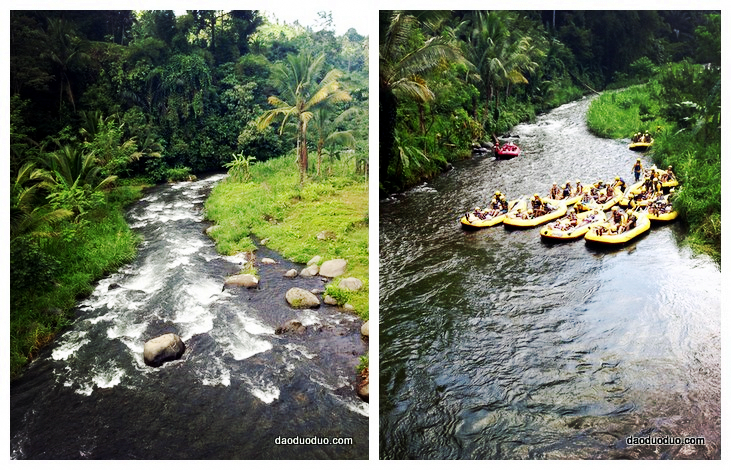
[586,84,668,139]
[10,184,146,377]
[205,155,369,320]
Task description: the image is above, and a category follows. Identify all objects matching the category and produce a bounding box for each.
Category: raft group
[460,163,679,245]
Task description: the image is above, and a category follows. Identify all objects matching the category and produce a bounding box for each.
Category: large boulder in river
[144,333,185,367]
[307,255,322,266]
[361,320,369,337]
[319,259,347,278]
[285,287,321,309]
[224,273,259,288]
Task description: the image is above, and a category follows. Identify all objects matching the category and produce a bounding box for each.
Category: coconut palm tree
[379,10,464,187]
[41,17,89,115]
[312,106,360,177]
[462,11,541,120]
[257,52,351,183]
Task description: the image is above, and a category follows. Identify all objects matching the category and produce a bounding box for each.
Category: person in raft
[531,194,546,217]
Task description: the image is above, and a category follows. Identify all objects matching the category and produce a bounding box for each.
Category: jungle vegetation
[379,10,720,195]
[9,10,369,377]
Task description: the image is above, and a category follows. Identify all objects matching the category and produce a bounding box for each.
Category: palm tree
[257,52,351,183]
[312,106,360,177]
[41,17,89,115]
[379,11,464,187]
[462,11,540,121]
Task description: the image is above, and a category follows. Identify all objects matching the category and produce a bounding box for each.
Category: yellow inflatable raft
[540,209,607,241]
[584,212,651,245]
[460,199,525,229]
[648,209,678,222]
[575,187,623,212]
[503,201,567,228]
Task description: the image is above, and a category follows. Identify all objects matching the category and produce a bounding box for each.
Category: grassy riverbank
[587,84,721,260]
[205,155,369,319]
[10,184,146,378]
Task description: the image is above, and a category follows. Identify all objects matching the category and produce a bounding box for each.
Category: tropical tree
[41,17,90,115]
[257,52,351,183]
[312,106,359,176]
[379,10,464,186]
[462,11,541,124]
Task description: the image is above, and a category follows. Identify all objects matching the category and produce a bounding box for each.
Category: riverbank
[204,155,369,319]
[586,84,720,260]
[10,183,147,378]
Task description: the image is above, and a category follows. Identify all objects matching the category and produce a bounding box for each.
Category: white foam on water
[158,211,199,223]
[185,278,225,306]
[199,357,231,387]
[52,331,89,361]
[297,310,323,327]
[107,321,147,341]
[119,337,144,355]
[284,343,316,359]
[243,377,280,404]
[75,384,94,396]
[177,310,215,341]
[169,256,191,268]
[343,399,369,417]
[219,327,273,361]
[121,257,169,294]
[92,366,125,389]
[239,315,275,336]
[222,253,250,265]
[309,373,336,391]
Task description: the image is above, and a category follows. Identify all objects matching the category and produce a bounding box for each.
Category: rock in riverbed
[275,319,307,335]
[143,333,185,367]
[339,277,363,291]
[361,320,369,337]
[319,259,347,278]
[224,273,259,288]
[300,264,319,277]
[285,287,321,309]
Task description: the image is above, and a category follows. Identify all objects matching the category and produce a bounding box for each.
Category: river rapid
[379,97,721,459]
[10,174,368,459]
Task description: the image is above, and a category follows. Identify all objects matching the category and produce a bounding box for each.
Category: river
[378,97,721,459]
[10,174,368,459]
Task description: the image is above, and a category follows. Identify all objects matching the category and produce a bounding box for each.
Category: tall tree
[379,11,463,187]
[257,52,351,183]
[41,17,90,115]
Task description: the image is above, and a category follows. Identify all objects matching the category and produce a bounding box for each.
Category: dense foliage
[379,10,719,195]
[9,10,369,377]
